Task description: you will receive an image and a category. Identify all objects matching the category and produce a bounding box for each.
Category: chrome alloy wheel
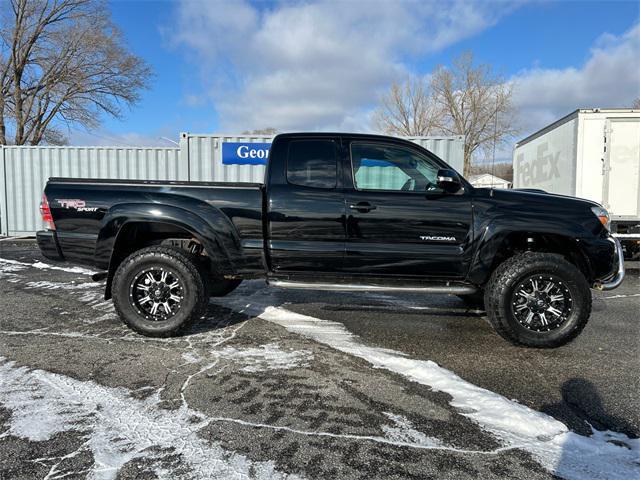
[511,275,573,332]
[129,268,184,321]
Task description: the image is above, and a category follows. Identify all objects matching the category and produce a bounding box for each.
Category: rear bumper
[36,230,64,261]
[592,237,625,291]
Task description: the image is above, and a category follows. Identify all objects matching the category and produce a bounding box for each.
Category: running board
[268,280,477,295]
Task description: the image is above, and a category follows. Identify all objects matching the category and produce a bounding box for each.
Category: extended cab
[37,133,625,347]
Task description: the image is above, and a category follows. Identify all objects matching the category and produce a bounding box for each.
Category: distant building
[468,173,512,189]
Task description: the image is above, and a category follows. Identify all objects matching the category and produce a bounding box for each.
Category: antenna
[159,136,179,146]
[491,94,498,189]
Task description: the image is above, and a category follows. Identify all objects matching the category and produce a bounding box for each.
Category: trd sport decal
[57,199,98,212]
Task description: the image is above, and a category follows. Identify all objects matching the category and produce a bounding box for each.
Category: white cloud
[512,23,640,137]
[171,0,514,132]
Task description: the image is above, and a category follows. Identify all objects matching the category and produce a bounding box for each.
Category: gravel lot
[0,240,638,480]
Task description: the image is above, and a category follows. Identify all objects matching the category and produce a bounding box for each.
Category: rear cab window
[287,139,337,189]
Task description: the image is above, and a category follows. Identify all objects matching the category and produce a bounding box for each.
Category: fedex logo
[516,143,561,186]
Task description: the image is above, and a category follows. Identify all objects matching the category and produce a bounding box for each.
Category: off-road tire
[209,278,243,297]
[112,246,209,337]
[484,252,592,348]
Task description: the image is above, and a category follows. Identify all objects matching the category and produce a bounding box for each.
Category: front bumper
[36,230,64,261]
[592,237,625,291]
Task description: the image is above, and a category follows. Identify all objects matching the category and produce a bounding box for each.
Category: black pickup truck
[37,133,625,347]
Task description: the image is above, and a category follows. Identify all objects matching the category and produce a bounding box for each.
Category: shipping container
[513,109,640,249]
[0,146,183,236]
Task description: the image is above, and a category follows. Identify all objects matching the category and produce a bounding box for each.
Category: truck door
[343,140,473,278]
[266,137,346,273]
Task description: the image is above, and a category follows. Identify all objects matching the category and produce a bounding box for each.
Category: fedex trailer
[513,109,640,257]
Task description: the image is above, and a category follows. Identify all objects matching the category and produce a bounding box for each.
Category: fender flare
[466,220,593,285]
[95,202,241,299]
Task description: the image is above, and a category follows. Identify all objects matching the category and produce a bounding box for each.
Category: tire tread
[112,246,208,337]
[484,252,592,348]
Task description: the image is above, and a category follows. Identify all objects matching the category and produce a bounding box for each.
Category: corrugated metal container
[513,109,640,222]
[182,133,465,183]
[1,146,181,235]
[182,133,272,184]
[402,136,465,173]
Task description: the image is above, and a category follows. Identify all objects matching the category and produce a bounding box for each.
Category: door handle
[349,202,377,212]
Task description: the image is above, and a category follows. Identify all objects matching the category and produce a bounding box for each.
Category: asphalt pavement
[0,240,638,480]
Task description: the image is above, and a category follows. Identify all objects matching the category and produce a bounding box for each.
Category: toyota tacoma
[36,133,625,347]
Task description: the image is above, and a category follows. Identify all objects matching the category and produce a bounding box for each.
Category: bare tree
[430,52,517,176]
[375,52,518,177]
[632,98,640,109]
[373,76,440,136]
[0,0,152,145]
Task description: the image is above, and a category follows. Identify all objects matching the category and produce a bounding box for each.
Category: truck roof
[274,132,460,141]
[515,108,640,148]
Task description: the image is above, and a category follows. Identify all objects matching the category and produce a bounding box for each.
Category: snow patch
[31,261,97,275]
[0,358,301,480]
[602,293,640,299]
[21,279,115,322]
[25,280,98,290]
[382,412,444,448]
[216,343,313,372]
[213,284,640,480]
[0,258,95,276]
[181,351,202,365]
[0,258,27,279]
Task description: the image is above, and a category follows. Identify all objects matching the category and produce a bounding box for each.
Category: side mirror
[436,169,463,193]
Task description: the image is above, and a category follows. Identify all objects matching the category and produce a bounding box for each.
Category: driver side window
[350,143,441,192]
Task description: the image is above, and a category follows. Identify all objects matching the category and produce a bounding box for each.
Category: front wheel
[112,246,209,337]
[484,253,592,348]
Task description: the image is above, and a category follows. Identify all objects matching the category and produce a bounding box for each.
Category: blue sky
[74,0,640,150]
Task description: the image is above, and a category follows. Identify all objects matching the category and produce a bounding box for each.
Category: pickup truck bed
[40,178,265,275]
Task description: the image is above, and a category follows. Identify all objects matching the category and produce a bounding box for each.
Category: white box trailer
[513,109,640,256]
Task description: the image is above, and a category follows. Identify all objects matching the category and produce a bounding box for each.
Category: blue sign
[222,142,271,165]
[360,158,394,167]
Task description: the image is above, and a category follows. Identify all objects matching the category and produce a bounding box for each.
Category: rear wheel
[112,246,208,337]
[484,253,592,348]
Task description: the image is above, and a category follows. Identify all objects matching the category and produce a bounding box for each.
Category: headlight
[591,206,610,230]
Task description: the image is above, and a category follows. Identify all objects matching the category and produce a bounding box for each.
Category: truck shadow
[184,304,250,336]
[186,286,485,339]
[541,377,638,439]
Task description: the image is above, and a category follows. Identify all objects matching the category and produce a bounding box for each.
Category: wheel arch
[468,229,593,286]
[97,203,240,299]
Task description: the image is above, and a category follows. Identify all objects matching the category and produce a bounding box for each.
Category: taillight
[40,193,56,230]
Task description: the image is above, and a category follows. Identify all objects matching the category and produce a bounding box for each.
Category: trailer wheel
[112,246,208,337]
[484,253,592,348]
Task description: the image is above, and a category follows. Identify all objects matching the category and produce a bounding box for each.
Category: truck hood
[474,187,602,209]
